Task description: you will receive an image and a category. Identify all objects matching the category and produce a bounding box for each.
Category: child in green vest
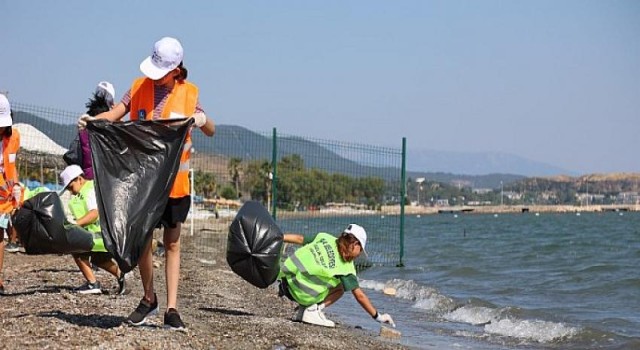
[279,224,395,328]
[60,165,126,295]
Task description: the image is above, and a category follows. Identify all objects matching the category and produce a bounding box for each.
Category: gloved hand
[192,112,207,128]
[375,313,396,328]
[77,114,96,129]
[12,185,21,206]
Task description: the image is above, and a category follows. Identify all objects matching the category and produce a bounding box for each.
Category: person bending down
[278,224,395,328]
[60,165,126,295]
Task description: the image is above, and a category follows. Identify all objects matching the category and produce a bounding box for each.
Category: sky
[1,0,638,174]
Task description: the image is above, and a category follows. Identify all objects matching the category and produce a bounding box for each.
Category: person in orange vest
[0,94,22,294]
[79,37,215,330]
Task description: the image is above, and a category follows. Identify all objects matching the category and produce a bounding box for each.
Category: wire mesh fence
[11,101,406,268]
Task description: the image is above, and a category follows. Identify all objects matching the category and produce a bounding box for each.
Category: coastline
[0,229,406,350]
[272,204,639,219]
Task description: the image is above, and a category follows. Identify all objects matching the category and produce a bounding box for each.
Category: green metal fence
[10,102,406,267]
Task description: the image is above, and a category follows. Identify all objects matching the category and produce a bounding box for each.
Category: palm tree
[228,157,243,198]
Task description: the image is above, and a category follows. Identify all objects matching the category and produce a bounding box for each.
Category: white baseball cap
[59,165,84,193]
[344,224,367,251]
[96,81,115,100]
[139,37,184,80]
[0,94,12,127]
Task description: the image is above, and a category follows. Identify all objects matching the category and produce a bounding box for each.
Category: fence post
[271,127,278,220]
[399,137,406,267]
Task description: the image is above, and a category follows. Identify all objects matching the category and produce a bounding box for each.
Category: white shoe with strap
[301,304,335,327]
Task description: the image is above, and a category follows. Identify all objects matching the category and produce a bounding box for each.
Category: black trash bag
[63,133,83,166]
[227,201,284,288]
[12,192,94,254]
[87,119,192,273]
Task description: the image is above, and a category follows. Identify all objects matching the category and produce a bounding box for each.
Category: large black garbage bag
[12,192,94,254]
[227,201,284,288]
[87,119,191,273]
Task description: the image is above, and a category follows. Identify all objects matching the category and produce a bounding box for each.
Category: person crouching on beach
[278,224,395,328]
[60,165,126,295]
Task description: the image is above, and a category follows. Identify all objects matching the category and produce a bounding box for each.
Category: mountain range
[14,111,569,189]
[407,149,575,177]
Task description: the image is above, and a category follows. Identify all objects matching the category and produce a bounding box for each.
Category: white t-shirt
[85,191,98,211]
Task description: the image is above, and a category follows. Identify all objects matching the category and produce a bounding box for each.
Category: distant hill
[14,111,531,188]
[407,149,574,177]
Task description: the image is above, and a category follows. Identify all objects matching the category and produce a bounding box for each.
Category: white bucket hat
[59,165,84,193]
[139,37,184,80]
[0,94,12,127]
[344,224,367,252]
[96,81,115,100]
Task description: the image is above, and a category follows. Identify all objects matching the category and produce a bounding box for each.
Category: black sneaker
[127,294,158,326]
[75,281,102,295]
[116,273,127,295]
[164,308,186,331]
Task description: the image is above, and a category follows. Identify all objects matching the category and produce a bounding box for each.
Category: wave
[360,278,457,313]
[361,277,582,344]
[484,318,578,343]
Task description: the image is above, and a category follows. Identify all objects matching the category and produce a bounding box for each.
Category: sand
[0,232,407,350]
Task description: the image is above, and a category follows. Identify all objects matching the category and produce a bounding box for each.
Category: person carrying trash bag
[278,224,395,328]
[78,36,215,330]
[60,164,126,295]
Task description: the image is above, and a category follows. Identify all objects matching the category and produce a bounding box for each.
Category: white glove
[12,185,21,205]
[77,114,96,129]
[192,112,207,128]
[375,312,395,328]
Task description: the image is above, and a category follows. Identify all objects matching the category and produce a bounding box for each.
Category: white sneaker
[301,304,335,327]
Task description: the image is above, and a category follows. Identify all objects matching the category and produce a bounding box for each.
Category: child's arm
[352,287,396,327]
[283,233,305,245]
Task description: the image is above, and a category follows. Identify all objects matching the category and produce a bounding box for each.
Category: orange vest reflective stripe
[129,77,197,198]
[0,129,21,213]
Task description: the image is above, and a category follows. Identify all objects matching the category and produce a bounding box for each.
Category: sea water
[294,212,640,349]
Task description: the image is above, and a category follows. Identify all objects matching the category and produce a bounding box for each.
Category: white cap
[0,94,12,127]
[59,165,84,192]
[344,224,367,251]
[96,81,115,100]
[139,37,184,80]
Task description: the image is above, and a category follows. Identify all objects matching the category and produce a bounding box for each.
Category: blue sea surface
[295,211,640,349]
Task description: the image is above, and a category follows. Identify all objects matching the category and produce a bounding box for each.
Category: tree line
[194,154,387,210]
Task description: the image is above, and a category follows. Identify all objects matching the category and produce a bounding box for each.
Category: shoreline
[271,204,639,219]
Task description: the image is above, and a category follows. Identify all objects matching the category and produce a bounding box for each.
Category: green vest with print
[25,186,49,200]
[68,180,106,252]
[280,232,357,306]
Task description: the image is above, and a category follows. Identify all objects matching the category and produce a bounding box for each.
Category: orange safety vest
[129,77,197,198]
[0,129,21,213]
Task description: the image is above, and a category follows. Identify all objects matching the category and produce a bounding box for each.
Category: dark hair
[176,62,188,81]
[86,91,112,116]
[1,109,13,138]
[337,232,361,262]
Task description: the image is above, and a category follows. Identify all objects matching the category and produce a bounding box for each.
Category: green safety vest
[280,232,356,306]
[24,186,49,200]
[68,180,106,252]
